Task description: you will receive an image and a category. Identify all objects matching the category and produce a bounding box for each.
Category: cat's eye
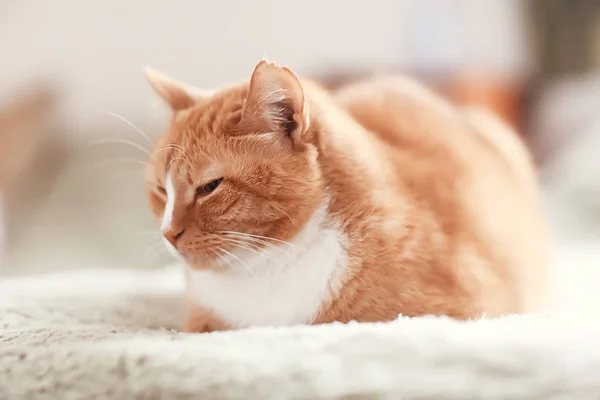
[196,178,223,197]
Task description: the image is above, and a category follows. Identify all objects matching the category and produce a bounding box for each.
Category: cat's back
[332,76,554,316]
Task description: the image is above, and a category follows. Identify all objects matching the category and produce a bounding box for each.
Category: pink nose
[163,228,184,247]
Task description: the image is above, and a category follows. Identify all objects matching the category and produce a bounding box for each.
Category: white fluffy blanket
[1,266,600,399]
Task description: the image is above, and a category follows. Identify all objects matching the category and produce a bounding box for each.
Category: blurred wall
[1,0,531,126]
[1,0,406,125]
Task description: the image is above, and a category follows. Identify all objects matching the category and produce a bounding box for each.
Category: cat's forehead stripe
[161,171,176,233]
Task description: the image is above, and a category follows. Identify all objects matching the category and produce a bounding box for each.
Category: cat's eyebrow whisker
[153,145,191,159]
[167,156,193,171]
[157,144,187,152]
[162,143,188,153]
[153,145,194,168]
[102,110,155,149]
[88,138,152,157]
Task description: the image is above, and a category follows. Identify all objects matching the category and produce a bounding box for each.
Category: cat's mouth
[162,231,267,271]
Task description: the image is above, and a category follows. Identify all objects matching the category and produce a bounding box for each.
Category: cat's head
[145,60,324,269]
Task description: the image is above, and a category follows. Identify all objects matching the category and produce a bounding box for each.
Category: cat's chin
[184,262,215,271]
[181,253,227,272]
[181,256,214,270]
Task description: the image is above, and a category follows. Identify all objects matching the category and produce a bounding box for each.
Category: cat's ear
[144,67,212,112]
[243,60,310,150]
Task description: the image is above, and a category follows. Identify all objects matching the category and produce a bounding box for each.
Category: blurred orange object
[317,70,524,135]
[445,74,523,133]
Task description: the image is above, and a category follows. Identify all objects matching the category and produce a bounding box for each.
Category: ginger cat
[144,61,553,333]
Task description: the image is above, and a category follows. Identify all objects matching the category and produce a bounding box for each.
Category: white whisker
[220,230,303,252]
[222,233,290,256]
[163,143,188,153]
[167,156,193,171]
[245,237,294,259]
[102,110,155,148]
[220,237,282,266]
[220,237,258,252]
[219,247,255,277]
[153,145,191,159]
[88,138,152,157]
[209,249,226,272]
[222,231,301,247]
[133,237,167,265]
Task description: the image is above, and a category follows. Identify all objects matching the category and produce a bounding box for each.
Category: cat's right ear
[242,60,310,151]
[144,67,211,112]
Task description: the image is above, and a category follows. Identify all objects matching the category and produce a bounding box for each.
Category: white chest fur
[186,204,348,328]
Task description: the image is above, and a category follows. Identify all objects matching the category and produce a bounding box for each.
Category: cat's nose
[163,228,185,247]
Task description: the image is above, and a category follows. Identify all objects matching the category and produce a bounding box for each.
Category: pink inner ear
[244,62,308,140]
[272,99,297,138]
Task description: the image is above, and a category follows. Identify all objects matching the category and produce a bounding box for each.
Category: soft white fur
[161,171,175,233]
[2,265,600,399]
[187,202,348,327]
[161,171,183,259]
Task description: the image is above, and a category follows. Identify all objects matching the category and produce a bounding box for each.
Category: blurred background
[1,0,599,298]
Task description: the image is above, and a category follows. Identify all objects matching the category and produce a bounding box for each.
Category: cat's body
[145,62,553,332]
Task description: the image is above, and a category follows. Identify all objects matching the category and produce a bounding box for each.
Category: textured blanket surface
[1,267,600,400]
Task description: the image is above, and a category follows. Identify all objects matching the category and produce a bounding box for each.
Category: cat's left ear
[243,60,310,150]
[144,67,212,113]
